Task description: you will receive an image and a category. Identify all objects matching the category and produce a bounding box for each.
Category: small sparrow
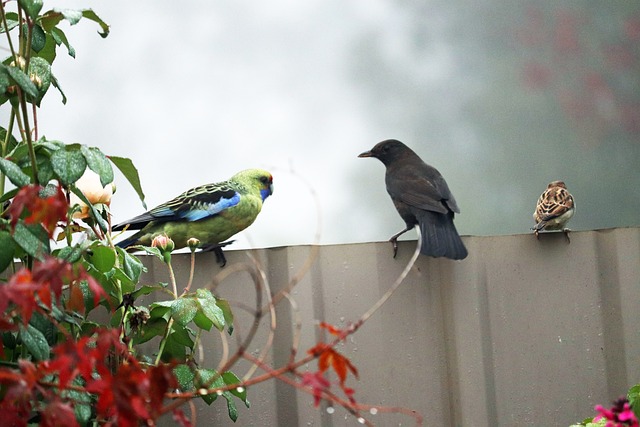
[532,180,575,241]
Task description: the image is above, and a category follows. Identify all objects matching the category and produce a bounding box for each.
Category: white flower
[70,169,115,219]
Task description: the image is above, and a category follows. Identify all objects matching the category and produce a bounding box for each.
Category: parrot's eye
[260,176,270,184]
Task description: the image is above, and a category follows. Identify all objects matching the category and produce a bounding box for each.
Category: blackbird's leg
[388,226,413,258]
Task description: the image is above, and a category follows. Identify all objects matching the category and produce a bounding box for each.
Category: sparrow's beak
[358,150,374,158]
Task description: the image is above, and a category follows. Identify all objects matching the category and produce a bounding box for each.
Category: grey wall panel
[152,227,639,426]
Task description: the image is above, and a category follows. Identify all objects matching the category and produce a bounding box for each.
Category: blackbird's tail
[416,210,468,260]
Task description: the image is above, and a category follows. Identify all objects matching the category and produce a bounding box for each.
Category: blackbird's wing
[387,163,459,215]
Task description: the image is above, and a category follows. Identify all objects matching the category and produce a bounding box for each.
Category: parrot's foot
[563,228,571,243]
[200,240,235,267]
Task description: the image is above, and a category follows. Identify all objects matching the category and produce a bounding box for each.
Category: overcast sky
[4,0,640,250]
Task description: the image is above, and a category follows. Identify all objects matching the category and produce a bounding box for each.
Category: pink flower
[594,398,639,427]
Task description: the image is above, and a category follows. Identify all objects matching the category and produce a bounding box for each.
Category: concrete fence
[149,227,640,426]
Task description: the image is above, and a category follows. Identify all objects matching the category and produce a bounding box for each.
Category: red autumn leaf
[319,321,344,337]
[45,336,95,388]
[318,347,358,386]
[8,184,68,237]
[309,341,359,388]
[67,282,85,314]
[88,355,176,426]
[0,368,24,383]
[41,400,80,427]
[32,257,74,302]
[147,363,178,416]
[1,268,40,324]
[301,371,331,407]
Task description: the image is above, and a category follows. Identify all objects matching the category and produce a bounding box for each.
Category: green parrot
[113,168,273,265]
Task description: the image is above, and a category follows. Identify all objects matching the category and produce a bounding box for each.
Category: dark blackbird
[359,139,468,260]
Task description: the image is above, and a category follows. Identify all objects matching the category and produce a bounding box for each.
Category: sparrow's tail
[416,210,468,260]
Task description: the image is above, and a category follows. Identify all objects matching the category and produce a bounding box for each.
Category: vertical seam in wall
[477,261,499,426]
[595,232,627,399]
[269,248,302,427]
[440,261,461,427]
[310,250,335,427]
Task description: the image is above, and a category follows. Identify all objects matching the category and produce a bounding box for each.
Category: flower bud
[152,233,174,264]
[187,237,200,251]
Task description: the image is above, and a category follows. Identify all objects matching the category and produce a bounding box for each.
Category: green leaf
[132,317,166,345]
[34,33,57,64]
[52,8,82,25]
[81,145,113,187]
[50,27,75,58]
[197,368,224,405]
[31,24,46,53]
[0,12,20,33]
[118,247,145,283]
[0,231,16,272]
[54,241,88,263]
[35,152,54,184]
[81,9,109,38]
[171,297,198,326]
[192,310,213,331]
[5,65,38,98]
[170,323,194,347]
[0,187,19,204]
[109,156,146,209]
[20,324,50,361]
[216,298,234,335]
[0,158,31,187]
[0,127,19,154]
[161,329,188,361]
[196,289,225,332]
[29,312,56,345]
[18,0,43,20]
[27,56,51,106]
[223,371,249,407]
[628,384,640,419]
[50,73,66,104]
[173,364,195,391]
[131,283,168,299]
[149,303,172,321]
[50,144,86,185]
[89,243,115,273]
[13,221,49,260]
[201,369,239,421]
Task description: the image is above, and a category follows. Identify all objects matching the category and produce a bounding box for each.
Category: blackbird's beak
[358,150,374,158]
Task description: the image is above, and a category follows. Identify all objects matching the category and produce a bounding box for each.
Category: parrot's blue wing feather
[150,183,240,222]
[113,183,240,231]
